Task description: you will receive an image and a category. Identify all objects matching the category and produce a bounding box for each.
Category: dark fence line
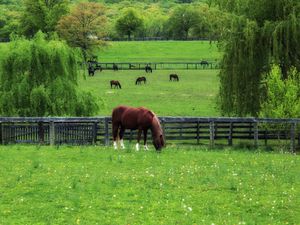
[96,62,220,70]
[0,117,299,152]
[102,37,215,42]
[1,37,216,43]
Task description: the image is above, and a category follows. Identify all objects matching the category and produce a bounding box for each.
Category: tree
[20,0,69,37]
[259,65,300,118]
[115,8,143,40]
[57,2,107,61]
[166,5,200,40]
[0,32,98,116]
[218,0,300,116]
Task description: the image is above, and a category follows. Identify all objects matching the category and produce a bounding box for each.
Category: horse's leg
[119,127,125,149]
[112,122,119,150]
[136,129,142,151]
[143,129,149,150]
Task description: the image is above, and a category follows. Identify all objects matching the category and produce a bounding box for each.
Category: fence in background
[0,117,299,152]
[96,62,219,70]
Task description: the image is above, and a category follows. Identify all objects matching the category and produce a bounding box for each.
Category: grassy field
[0,145,299,224]
[78,69,219,116]
[98,41,220,62]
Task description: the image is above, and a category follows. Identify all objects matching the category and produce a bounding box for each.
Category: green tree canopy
[115,8,144,40]
[218,0,300,116]
[57,2,107,61]
[166,5,200,40]
[0,32,98,116]
[20,0,69,37]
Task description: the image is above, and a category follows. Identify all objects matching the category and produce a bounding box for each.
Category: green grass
[0,145,299,224]
[98,41,220,62]
[78,69,219,116]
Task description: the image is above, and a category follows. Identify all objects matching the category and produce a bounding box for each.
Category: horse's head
[151,115,165,151]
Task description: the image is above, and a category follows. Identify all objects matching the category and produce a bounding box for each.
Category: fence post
[254,122,258,148]
[228,122,233,146]
[49,121,55,146]
[0,122,2,145]
[196,120,200,144]
[290,122,296,153]
[104,117,109,146]
[209,121,215,148]
[38,121,44,144]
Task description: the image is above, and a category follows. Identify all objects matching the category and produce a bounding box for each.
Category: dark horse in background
[135,76,147,85]
[200,60,209,68]
[145,65,152,73]
[112,106,165,151]
[110,80,122,89]
[169,74,179,81]
[88,66,95,76]
[113,63,119,71]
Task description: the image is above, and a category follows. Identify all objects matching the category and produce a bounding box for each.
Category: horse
[135,76,147,85]
[110,80,122,89]
[145,65,152,73]
[169,74,179,81]
[112,106,165,151]
[113,63,118,71]
[200,60,209,68]
[88,66,95,76]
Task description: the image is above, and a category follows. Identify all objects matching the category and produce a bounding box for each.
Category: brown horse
[110,80,122,89]
[135,76,147,85]
[169,74,179,81]
[112,106,165,151]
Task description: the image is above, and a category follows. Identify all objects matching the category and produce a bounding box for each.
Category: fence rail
[95,62,219,70]
[0,117,299,152]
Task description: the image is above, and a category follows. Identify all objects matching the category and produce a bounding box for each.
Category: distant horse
[88,66,95,76]
[200,60,209,68]
[169,74,179,81]
[112,106,165,151]
[110,80,122,89]
[145,65,152,73]
[113,63,118,71]
[135,76,147,85]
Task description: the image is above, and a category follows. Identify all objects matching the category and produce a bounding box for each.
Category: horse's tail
[135,79,138,85]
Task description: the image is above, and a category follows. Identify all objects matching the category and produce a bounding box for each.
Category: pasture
[98,41,220,62]
[78,69,219,116]
[0,146,299,224]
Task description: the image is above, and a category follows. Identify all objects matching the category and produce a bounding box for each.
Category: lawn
[78,69,219,116]
[98,41,221,63]
[0,146,299,224]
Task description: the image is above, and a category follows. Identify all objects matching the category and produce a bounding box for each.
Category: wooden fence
[96,62,219,70]
[0,117,299,152]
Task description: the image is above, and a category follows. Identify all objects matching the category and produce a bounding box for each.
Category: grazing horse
[135,76,147,85]
[110,80,122,89]
[200,60,209,68]
[169,74,179,81]
[145,65,152,73]
[112,106,165,151]
[88,66,95,76]
[113,63,118,71]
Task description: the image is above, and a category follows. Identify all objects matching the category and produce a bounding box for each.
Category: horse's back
[112,106,153,129]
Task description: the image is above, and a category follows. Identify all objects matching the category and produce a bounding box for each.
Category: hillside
[99,41,220,62]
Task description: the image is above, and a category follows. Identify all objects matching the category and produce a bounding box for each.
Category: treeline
[0,0,229,41]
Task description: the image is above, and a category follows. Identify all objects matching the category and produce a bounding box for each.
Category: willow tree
[0,32,98,116]
[218,0,300,116]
